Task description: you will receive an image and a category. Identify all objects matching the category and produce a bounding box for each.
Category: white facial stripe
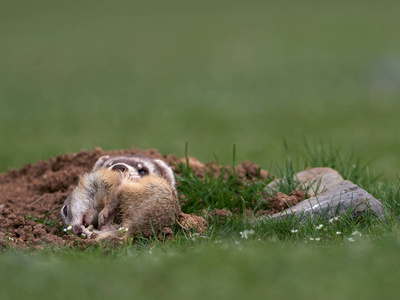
[150,163,156,175]
[155,159,175,186]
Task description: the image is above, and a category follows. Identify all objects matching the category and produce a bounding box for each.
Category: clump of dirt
[178,212,207,234]
[259,190,306,215]
[0,147,300,250]
[158,227,175,241]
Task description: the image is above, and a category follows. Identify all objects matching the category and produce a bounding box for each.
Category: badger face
[60,173,100,234]
[93,155,175,187]
[107,162,148,181]
[60,191,98,235]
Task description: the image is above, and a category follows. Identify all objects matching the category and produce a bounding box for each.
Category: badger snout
[82,212,98,229]
[72,225,84,235]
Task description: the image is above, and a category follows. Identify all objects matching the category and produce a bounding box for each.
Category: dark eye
[138,169,147,176]
[111,164,128,172]
[62,205,68,217]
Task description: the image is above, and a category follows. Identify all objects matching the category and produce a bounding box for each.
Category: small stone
[260,180,385,222]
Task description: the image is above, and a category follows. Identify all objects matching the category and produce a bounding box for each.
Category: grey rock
[266,167,344,197]
[262,180,385,221]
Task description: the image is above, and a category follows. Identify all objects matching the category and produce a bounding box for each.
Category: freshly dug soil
[257,190,306,216]
[0,147,303,250]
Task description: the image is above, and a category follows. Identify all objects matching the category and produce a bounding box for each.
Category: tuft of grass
[372,178,400,217]
[302,140,381,189]
[268,159,306,196]
[175,145,271,214]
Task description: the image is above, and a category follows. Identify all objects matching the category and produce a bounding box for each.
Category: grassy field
[1,0,400,177]
[2,239,400,300]
[1,0,400,299]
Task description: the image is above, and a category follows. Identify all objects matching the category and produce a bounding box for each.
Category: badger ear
[92,155,110,171]
[154,159,175,187]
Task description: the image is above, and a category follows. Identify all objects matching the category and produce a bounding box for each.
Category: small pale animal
[60,154,179,238]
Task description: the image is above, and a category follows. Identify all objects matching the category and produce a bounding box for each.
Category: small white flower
[80,233,86,238]
[64,225,73,233]
[240,229,255,239]
[352,231,362,237]
[315,238,321,241]
[8,237,14,242]
[309,237,315,241]
[119,227,129,234]
[329,216,340,223]
[291,229,298,233]
[316,224,323,230]
[348,237,355,242]
[214,240,222,244]
[336,231,342,235]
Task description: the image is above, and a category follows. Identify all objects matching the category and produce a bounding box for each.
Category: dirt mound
[0,147,297,250]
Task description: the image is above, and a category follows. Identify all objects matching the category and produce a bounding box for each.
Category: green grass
[2,0,400,299]
[2,233,400,300]
[175,145,272,214]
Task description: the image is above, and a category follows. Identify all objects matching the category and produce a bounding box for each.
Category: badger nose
[111,164,128,172]
[73,225,83,234]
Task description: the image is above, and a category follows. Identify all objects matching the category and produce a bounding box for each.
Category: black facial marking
[138,168,147,176]
[62,205,68,217]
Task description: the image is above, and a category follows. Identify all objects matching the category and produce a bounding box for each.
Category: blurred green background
[1,0,400,177]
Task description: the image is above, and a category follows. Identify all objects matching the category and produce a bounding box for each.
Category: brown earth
[0,147,303,250]
[257,190,306,216]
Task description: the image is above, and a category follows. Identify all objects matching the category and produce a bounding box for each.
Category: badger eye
[62,205,68,217]
[111,164,128,172]
[138,169,147,176]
